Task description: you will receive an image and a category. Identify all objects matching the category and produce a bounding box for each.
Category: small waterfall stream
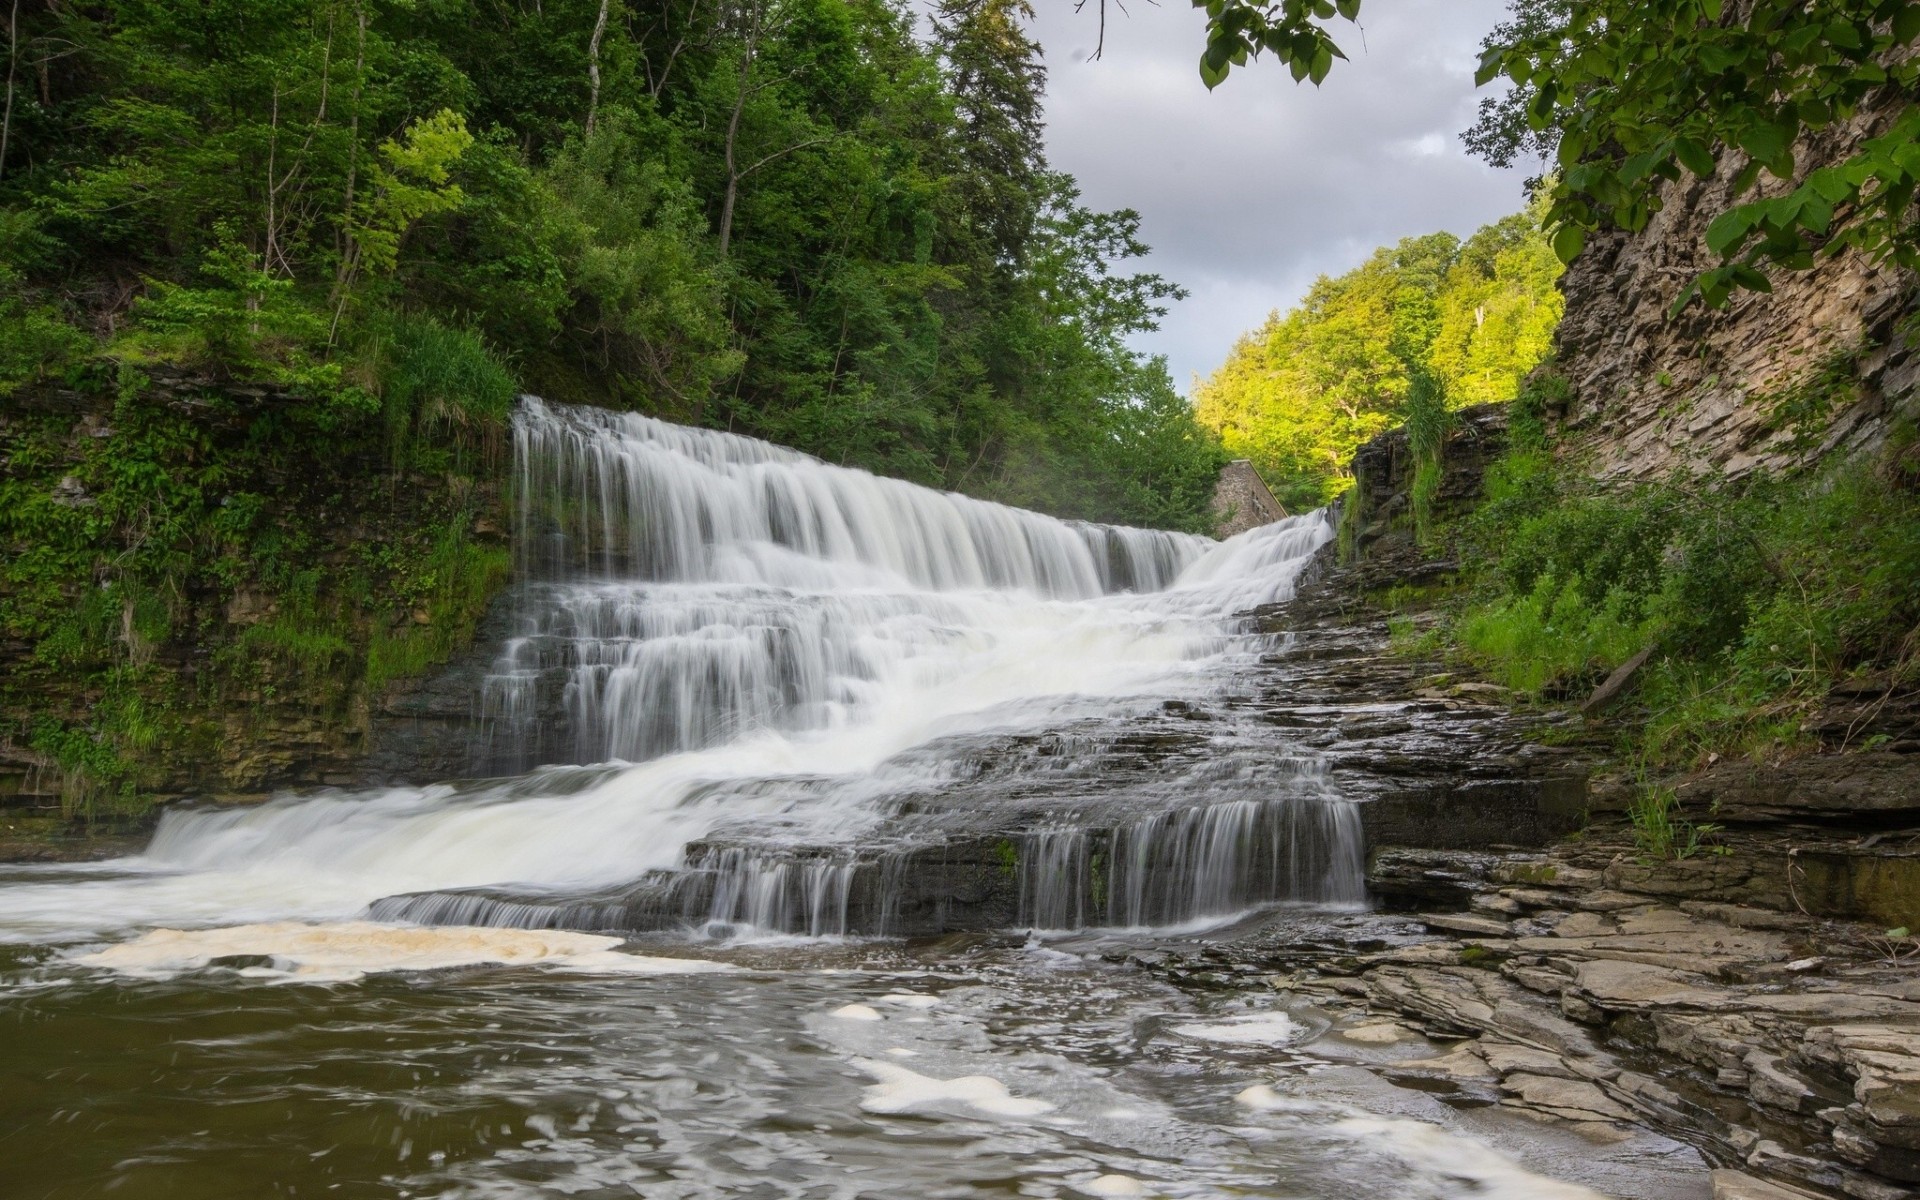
[0,397,1354,944]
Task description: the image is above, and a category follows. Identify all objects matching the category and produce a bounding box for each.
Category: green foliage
[1194,204,1562,508]
[364,531,511,694]
[1,0,1221,531]
[1435,435,1920,771]
[368,312,518,444]
[1469,0,1920,309]
[1628,784,1720,861]
[1191,0,1363,90]
[0,383,512,824]
[1754,345,1864,455]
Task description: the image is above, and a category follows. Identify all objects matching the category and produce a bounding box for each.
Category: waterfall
[481,399,1215,770]
[0,398,1354,946]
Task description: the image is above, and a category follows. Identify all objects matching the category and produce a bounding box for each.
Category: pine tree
[930,0,1047,269]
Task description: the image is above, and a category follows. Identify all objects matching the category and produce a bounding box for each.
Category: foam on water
[855,1059,1057,1118]
[69,921,735,983]
[1331,1116,1612,1200]
[1172,1012,1301,1044]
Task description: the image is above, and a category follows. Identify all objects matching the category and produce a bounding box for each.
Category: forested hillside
[1191,204,1561,510]
[0,0,1223,529]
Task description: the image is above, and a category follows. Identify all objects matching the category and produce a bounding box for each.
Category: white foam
[1174,1012,1300,1044]
[69,921,733,983]
[855,1059,1055,1118]
[830,1003,883,1021]
[1332,1116,1610,1200]
[878,991,940,1009]
[1080,1175,1147,1197]
[1233,1084,1325,1114]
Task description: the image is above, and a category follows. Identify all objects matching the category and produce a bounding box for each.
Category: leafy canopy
[1189,0,1920,309]
[1193,204,1563,509]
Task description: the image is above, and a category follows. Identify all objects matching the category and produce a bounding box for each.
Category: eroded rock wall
[1554,92,1919,482]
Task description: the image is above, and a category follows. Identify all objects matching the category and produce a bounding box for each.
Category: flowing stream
[0,400,1704,1198]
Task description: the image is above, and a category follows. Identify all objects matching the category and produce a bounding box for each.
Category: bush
[1439,433,1920,769]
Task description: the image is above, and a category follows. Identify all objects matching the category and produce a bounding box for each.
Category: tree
[1182,0,1920,309]
[1192,208,1563,508]
[931,0,1048,268]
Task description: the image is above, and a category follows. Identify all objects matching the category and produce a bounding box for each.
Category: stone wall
[1210,459,1288,536]
[1553,90,1919,482]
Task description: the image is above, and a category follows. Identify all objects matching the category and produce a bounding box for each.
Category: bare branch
[1,0,20,184]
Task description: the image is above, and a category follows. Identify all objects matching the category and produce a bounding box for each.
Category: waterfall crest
[0,398,1357,944]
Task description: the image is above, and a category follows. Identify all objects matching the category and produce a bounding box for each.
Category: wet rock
[1415,912,1513,939]
[1709,1170,1829,1200]
[1677,754,1920,826]
[1366,847,1503,909]
[1500,1073,1634,1123]
[1480,1040,1580,1079]
[1390,1043,1496,1080]
[1745,1050,1824,1115]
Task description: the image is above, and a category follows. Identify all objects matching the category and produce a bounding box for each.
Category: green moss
[0,369,514,828]
[1458,944,1505,968]
[993,839,1020,879]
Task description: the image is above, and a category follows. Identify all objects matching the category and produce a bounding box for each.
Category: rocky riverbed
[1088,508,1920,1200]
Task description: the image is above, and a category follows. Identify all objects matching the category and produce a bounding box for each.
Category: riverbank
[1146,415,1920,1199]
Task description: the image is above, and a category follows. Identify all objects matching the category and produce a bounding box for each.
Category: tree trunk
[716,9,756,259]
[585,0,610,135]
[0,0,20,184]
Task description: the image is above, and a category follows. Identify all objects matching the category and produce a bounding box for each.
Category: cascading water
[0,397,1351,945]
[0,400,1716,1200]
[479,399,1211,770]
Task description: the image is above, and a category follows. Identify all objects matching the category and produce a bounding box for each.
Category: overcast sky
[1023,0,1531,391]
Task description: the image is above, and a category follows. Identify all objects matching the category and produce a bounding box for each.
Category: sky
[1022,0,1532,392]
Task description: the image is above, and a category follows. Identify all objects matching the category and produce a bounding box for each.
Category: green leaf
[1736,121,1791,166]
[1335,0,1361,19]
[1896,6,1920,44]
[1474,47,1504,87]
[1729,263,1772,293]
[1807,168,1852,202]
[1705,207,1756,256]
[1668,279,1704,319]
[1551,223,1587,264]
[1199,54,1230,89]
[1308,44,1334,85]
[1674,137,1715,176]
[1698,43,1739,74]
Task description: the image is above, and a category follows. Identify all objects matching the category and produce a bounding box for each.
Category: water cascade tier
[0,398,1352,945]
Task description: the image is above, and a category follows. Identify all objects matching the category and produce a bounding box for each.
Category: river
[0,399,1706,1198]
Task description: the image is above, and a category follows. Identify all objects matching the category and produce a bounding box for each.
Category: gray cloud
[1025,0,1531,390]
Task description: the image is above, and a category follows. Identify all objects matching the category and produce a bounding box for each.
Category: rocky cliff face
[0,371,511,846]
[1554,92,1919,482]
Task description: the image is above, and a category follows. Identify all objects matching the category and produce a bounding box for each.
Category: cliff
[1553,92,1920,482]
[0,369,512,847]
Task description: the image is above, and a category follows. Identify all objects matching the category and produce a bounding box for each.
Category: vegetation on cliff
[1192,204,1562,510]
[1,375,509,824]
